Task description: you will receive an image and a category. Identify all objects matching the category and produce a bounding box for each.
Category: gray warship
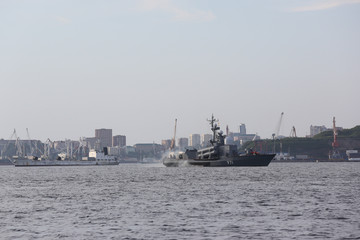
[163,115,275,167]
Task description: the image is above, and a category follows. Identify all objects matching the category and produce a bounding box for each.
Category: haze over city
[1,0,359,145]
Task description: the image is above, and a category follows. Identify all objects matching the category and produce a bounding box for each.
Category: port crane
[43,138,53,159]
[26,128,35,156]
[290,126,297,138]
[1,129,17,157]
[329,117,341,159]
[332,117,339,148]
[11,129,24,157]
[73,137,88,159]
[170,119,177,150]
[271,112,284,154]
[273,112,284,140]
[252,133,258,141]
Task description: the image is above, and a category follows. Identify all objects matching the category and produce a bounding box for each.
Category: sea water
[0,163,359,239]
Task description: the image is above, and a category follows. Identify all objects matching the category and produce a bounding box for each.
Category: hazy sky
[1,0,359,145]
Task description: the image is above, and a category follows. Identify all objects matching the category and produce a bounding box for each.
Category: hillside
[241,125,360,159]
[313,125,360,139]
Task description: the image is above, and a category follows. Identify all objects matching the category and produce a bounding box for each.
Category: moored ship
[163,115,275,167]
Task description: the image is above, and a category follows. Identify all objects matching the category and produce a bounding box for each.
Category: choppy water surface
[0,163,359,240]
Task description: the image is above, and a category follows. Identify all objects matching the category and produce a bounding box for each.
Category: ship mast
[208,114,219,146]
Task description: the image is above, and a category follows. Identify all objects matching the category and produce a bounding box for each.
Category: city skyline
[1,0,359,145]
[0,120,351,147]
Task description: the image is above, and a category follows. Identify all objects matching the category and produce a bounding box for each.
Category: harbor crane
[1,129,19,158]
[271,112,284,154]
[329,117,341,159]
[43,138,53,159]
[290,126,297,138]
[170,118,177,150]
[273,112,284,139]
[26,128,35,156]
[332,117,339,148]
[252,133,258,141]
[9,129,24,157]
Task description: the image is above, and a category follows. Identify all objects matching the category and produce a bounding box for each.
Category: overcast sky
[1,0,359,144]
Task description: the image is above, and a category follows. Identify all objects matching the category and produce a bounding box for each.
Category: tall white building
[310,125,327,137]
[189,134,201,147]
[201,134,212,147]
[95,128,112,148]
[178,138,189,150]
[112,135,126,147]
[239,124,247,135]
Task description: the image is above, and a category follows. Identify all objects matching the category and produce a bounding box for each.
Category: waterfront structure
[309,124,343,138]
[95,129,112,148]
[178,138,189,150]
[106,147,122,156]
[113,135,126,147]
[310,125,328,137]
[0,139,44,159]
[84,137,97,149]
[134,143,165,159]
[225,132,235,145]
[229,123,258,146]
[161,139,172,150]
[189,134,201,147]
[240,124,246,135]
[233,133,257,145]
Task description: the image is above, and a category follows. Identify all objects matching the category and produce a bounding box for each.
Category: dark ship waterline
[163,115,275,167]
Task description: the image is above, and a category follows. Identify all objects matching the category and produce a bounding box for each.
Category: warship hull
[163,154,275,167]
[12,158,118,167]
